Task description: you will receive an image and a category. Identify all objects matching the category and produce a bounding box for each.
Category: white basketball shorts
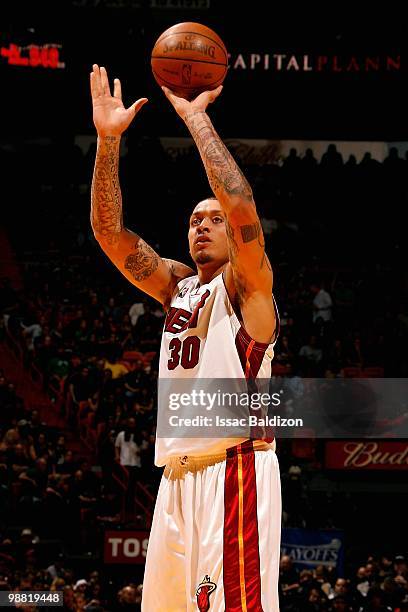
[142,440,281,611]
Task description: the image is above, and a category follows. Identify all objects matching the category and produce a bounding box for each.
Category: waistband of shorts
[164,440,273,480]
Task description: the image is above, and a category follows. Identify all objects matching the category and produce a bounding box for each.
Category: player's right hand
[90,64,148,137]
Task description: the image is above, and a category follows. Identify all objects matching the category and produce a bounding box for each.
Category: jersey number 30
[167,336,200,370]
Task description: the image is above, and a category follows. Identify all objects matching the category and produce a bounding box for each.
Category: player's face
[188,199,229,266]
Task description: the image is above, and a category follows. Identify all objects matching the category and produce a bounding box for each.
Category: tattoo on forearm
[124,238,159,282]
[91,136,123,245]
[185,111,253,202]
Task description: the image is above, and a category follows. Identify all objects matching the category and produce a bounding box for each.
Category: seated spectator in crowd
[103,355,129,380]
[326,339,347,373]
[115,417,141,523]
[325,578,351,603]
[7,442,32,477]
[304,586,328,611]
[330,594,353,612]
[27,410,47,440]
[279,555,300,605]
[293,569,319,605]
[67,366,98,424]
[275,335,295,369]
[129,300,144,327]
[132,302,161,351]
[345,336,366,368]
[353,566,371,601]
[393,554,407,577]
[311,281,333,327]
[313,565,333,596]
[56,449,77,475]
[124,360,149,404]
[299,335,323,374]
[132,388,154,423]
[360,586,393,611]
[20,457,49,495]
[117,584,142,610]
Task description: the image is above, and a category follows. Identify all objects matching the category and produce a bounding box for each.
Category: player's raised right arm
[90,64,194,307]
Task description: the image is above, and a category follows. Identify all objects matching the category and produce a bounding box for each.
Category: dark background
[1,0,408,140]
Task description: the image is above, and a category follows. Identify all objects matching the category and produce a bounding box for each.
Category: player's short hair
[191,196,219,213]
[196,196,217,204]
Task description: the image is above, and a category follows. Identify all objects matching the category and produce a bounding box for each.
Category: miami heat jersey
[155,272,278,466]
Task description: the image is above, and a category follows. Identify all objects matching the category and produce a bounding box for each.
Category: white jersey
[155,271,279,466]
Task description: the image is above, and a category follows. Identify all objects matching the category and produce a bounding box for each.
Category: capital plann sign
[325,441,408,470]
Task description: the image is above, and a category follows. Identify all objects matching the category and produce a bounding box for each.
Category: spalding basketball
[151,22,228,100]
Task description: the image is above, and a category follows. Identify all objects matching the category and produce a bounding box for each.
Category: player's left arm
[162,86,276,343]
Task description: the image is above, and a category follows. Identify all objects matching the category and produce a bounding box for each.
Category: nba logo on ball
[151,22,228,99]
[182,64,192,85]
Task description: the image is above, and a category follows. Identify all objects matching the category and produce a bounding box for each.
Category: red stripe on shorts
[223,441,263,611]
[242,442,263,610]
[223,443,241,609]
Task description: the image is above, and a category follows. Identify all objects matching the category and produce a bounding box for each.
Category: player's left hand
[161,85,223,121]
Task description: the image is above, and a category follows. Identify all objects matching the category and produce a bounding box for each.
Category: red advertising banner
[325,441,408,470]
[104,531,149,564]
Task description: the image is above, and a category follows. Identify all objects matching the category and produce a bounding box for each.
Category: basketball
[151,22,228,100]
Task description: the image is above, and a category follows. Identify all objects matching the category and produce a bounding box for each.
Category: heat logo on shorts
[196,575,216,611]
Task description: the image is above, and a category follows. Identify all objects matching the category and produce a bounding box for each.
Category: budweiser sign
[325,441,408,470]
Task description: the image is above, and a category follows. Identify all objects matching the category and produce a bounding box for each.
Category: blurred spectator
[115,417,141,523]
[129,301,144,327]
[279,555,300,605]
[393,554,407,576]
[299,335,323,374]
[117,584,142,610]
[311,282,333,326]
[104,356,129,380]
[326,578,351,602]
[320,144,344,170]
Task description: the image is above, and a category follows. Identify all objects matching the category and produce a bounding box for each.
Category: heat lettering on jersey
[164,289,210,334]
[165,308,191,333]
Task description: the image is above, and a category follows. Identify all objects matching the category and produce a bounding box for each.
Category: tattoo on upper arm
[240,222,261,243]
[239,221,272,271]
[124,238,159,282]
[91,136,123,246]
[185,112,253,202]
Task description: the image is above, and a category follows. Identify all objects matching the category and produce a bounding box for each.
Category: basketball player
[90,64,281,611]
